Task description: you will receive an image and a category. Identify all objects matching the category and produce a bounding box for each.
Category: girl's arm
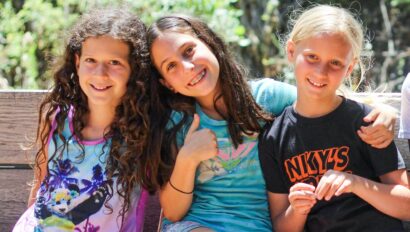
[27,150,48,207]
[159,153,197,222]
[268,183,316,232]
[316,169,410,220]
[160,114,218,222]
[27,113,53,207]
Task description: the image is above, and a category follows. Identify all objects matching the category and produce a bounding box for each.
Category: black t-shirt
[259,98,406,232]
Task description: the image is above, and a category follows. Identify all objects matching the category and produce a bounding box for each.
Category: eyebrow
[159,57,171,71]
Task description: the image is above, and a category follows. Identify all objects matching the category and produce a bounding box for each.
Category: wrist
[177,147,201,168]
[350,173,361,194]
[288,205,309,217]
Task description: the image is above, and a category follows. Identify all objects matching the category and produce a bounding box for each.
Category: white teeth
[308,78,325,87]
[189,70,205,86]
[92,84,110,90]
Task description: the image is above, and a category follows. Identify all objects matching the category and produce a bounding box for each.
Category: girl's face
[287,33,356,102]
[75,36,131,109]
[151,32,220,104]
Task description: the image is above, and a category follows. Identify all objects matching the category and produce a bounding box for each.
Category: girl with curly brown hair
[13,8,151,232]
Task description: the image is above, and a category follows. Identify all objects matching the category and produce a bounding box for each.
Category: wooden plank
[0,91,409,167]
[0,91,46,165]
[0,169,32,232]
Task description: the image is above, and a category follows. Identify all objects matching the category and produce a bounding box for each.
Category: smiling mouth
[91,84,112,91]
[307,78,326,87]
[188,69,206,86]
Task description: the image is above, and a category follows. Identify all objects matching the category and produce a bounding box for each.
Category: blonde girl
[259,5,410,232]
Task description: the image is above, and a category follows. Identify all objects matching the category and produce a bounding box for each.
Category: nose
[315,63,328,78]
[93,63,109,78]
[181,60,194,73]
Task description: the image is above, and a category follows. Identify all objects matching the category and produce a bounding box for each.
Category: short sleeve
[250,78,296,116]
[258,123,290,193]
[367,144,406,176]
[399,73,410,139]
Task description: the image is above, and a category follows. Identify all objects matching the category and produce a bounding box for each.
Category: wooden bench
[0,91,409,231]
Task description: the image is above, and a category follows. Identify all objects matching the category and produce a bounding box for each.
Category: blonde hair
[287,5,368,90]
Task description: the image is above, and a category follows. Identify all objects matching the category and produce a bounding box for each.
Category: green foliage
[0,0,245,89]
[1,0,409,92]
[0,0,80,88]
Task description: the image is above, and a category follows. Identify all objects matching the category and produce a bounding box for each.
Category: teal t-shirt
[164,78,296,231]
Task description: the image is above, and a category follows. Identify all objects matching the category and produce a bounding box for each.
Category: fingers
[322,175,345,200]
[371,138,391,149]
[335,180,351,196]
[316,172,335,200]
[360,106,396,148]
[316,170,354,201]
[363,108,380,123]
[185,114,200,140]
[290,182,316,193]
[358,125,393,148]
[289,183,316,215]
[290,199,316,215]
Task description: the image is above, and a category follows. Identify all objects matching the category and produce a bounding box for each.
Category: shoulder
[342,98,370,121]
[249,78,296,115]
[249,78,296,96]
[260,106,293,141]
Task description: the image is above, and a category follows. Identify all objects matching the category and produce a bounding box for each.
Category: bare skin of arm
[316,169,410,220]
[27,150,48,208]
[268,183,316,232]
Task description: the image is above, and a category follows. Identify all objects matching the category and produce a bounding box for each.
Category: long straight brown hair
[146,15,274,187]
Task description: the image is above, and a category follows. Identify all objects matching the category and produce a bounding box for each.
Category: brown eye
[109,60,121,65]
[330,60,344,69]
[166,62,176,71]
[184,46,194,57]
[306,54,318,61]
[84,58,96,63]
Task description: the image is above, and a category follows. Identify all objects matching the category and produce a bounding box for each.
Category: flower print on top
[197,137,257,183]
[29,112,143,232]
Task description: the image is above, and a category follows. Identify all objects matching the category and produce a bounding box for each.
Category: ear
[286,40,296,62]
[345,58,358,77]
[75,53,80,71]
[159,78,177,93]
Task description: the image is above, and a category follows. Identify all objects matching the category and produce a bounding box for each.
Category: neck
[294,94,342,118]
[196,95,227,120]
[195,83,227,120]
[82,104,115,140]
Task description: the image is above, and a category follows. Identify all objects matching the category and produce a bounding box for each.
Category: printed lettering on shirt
[284,146,351,185]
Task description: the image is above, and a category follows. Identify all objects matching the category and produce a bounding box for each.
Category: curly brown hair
[146,15,273,186]
[33,8,152,223]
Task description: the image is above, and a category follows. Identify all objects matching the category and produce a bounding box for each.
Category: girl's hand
[358,105,397,148]
[315,170,356,201]
[288,183,317,215]
[179,114,218,165]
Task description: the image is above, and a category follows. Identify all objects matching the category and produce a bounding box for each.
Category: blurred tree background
[0,0,409,91]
